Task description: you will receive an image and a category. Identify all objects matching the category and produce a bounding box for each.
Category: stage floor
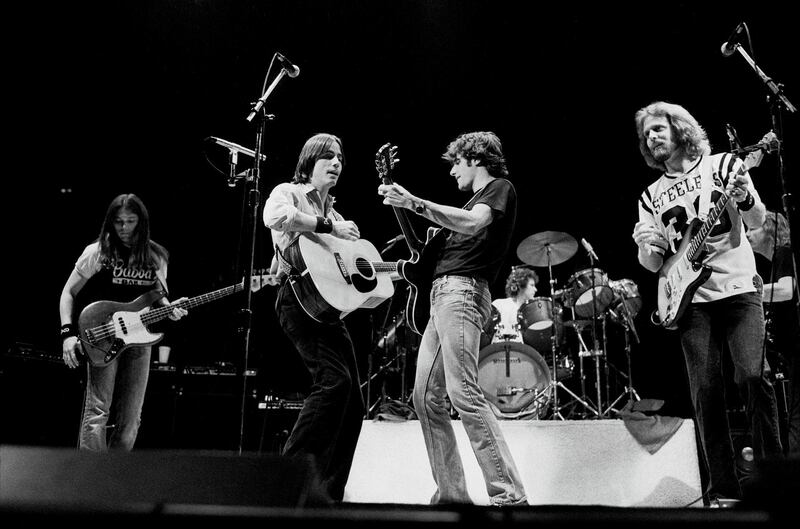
[344,419,703,507]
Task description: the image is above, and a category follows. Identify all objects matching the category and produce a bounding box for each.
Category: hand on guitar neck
[74,274,276,366]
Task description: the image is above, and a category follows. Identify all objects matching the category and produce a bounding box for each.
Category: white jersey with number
[637,152,759,302]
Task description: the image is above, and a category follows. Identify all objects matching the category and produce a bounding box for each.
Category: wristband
[737,191,755,212]
[60,323,78,341]
[315,216,333,233]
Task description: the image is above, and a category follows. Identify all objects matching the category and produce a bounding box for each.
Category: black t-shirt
[75,245,163,313]
[433,178,517,284]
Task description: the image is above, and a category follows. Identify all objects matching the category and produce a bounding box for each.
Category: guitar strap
[697,155,715,222]
[154,267,169,299]
[274,243,297,277]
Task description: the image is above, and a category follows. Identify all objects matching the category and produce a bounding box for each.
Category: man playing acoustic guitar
[263,132,367,503]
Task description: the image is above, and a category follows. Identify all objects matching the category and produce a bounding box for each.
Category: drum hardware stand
[529,243,598,420]
[548,332,599,420]
[571,317,604,419]
[603,300,642,415]
[362,308,412,418]
[585,248,606,419]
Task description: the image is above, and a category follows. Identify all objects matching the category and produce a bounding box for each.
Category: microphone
[720,22,745,57]
[725,123,742,151]
[276,52,300,78]
[206,136,267,162]
[581,238,599,261]
[227,149,239,188]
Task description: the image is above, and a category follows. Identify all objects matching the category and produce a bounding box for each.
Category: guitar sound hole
[354,257,374,279]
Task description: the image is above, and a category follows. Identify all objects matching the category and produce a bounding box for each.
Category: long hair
[442,131,508,177]
[292,133,345,184]
[98,193,168,268]
[504,266,538,298]
[635,101,711,171]
[763,210,792,247]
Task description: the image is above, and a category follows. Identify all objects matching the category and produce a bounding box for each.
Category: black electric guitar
[375,143,447,335]
[655,132,779,329]
[288,233,396,322]
[78,274,274,365]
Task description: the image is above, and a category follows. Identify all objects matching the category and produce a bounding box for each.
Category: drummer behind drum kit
[477,231,643,421]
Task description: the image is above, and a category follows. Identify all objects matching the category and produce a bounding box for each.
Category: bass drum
[477,341,551,420]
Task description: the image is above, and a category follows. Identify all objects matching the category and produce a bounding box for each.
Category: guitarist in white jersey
[631,102,782,506]
[378,131,527,507]
[263,133,364,503]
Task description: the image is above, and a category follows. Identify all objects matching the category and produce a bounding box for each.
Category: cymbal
[516,231,578,267]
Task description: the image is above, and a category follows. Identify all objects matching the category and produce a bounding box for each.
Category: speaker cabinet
[0,445,328,510]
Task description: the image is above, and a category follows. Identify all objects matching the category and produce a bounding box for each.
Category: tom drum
[566,268,614,318]
[608,278,642,320]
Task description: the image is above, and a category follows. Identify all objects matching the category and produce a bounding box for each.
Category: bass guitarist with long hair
[59,193,187,451]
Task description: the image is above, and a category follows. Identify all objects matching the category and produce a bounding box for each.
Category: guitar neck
[687,160,750,261]
[140,282,244,325]
[365,261,398,274]
[388,191,424,251]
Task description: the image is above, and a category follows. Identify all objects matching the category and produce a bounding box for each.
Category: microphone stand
[729,42,799,321]
[232,64,288,455]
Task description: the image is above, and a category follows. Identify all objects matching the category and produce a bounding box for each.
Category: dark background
[4,1,798,448]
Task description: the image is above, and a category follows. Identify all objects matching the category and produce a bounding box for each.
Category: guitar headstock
[375,143,399,183]
[250,272,280,292]
[742,131,780,171]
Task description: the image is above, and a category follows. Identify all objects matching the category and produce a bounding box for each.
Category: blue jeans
[79,345,151,451]
[679,292,783,500]
[413,275,527,506]
[275,282,365,502]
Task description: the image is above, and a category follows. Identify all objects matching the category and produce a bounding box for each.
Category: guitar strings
[85,283,245,342]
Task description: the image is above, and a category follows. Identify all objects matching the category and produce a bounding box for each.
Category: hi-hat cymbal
[516,231,578,267]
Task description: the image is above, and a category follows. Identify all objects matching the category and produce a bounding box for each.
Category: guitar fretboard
[688,161,749,261]
[140,282,244,325]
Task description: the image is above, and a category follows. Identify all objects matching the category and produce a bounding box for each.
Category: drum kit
[477,231,643,420]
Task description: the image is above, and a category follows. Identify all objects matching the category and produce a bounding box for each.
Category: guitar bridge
[333,252,353,285]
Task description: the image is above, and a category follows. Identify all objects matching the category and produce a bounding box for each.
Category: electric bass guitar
[655,132,778,329]
[375,143,447,335]
[289,233,396,322]
[78,274,274,365]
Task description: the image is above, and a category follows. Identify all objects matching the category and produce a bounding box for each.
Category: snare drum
[608,278,642,318]
[566,268,614,318]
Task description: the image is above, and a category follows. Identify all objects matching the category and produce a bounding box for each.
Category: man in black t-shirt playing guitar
[378,131,527,506]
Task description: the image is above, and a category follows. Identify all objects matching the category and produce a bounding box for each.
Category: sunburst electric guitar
[78,274,274,365]
[655,132,779,330]
[375,143,447,335]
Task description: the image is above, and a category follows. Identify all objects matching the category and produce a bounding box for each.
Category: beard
[651,144,671,163]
